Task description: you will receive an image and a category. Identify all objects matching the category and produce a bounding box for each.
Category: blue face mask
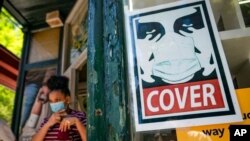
[50,101,65,113]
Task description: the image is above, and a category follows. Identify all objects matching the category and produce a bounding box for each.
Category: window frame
[61,0,88,110]
[61,0,88,74]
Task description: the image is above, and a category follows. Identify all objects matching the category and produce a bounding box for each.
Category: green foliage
[0,85,15,125]
[0,8,24,58]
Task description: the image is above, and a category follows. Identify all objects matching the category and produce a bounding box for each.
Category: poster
[19,67,56,140]
[125,0,242,131]
[176,88,250,141]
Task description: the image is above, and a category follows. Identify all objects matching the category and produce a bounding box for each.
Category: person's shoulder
[69,109,87,126]
[70,109,86,118]
[71,110,86,119]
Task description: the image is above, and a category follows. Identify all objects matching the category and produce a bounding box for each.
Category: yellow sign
[176,88,250,141]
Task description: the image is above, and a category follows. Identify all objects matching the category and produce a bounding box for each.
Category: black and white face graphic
[129,1,241,132]
[134,6,215,85]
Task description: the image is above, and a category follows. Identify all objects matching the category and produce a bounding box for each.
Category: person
[32,75,87,141]
[21,68,55,127]
[19,84,52,141]
[0,119,15,141]
[19,69,56,141]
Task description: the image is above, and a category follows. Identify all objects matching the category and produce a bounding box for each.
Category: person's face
[49,90,69,104]
[134,7,215,83]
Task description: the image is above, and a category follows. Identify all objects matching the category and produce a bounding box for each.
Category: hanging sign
[176,88,250,141]
[125,0,242,131]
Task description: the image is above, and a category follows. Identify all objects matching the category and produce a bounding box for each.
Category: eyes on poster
[124,0,242,132]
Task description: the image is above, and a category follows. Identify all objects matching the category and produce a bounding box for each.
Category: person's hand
[37,85,50,103]
[46,110,67,127]
[59,117,78,132]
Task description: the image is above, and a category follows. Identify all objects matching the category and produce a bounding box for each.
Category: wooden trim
[57,27,64,75]
[70,69,77,109]
[61,0,88,73]
[0,45,19,80]
[64,48,87,75]
[0,60,19,75]
[65,0,88,24]
[24,59,58,70]
[0,45,19,63]
[61,22,70,73]
[0,73,16,90]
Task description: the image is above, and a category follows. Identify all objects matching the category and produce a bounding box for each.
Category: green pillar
[87,0,131,141]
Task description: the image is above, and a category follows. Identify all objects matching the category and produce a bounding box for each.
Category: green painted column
[87,0,131,141]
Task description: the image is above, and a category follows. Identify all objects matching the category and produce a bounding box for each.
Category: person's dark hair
[46,75,70,96]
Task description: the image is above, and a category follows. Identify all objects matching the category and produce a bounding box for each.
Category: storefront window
[61,0,88,72]
[124,0,250,140]
[68,15,87,65]
[28,28,60,63]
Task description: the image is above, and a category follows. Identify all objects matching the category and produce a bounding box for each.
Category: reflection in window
[28,28,60,63]
[69,14,88,65]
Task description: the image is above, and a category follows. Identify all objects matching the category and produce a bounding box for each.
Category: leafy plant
[0,85,15,125]
[0,8,24,58]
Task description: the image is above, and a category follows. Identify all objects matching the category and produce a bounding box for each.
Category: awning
[0,44,19,90]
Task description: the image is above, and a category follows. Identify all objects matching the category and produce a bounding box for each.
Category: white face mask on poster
[135,7,215,84]
[152,32,201,83]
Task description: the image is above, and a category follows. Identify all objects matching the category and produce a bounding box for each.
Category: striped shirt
[40,109,86,141]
